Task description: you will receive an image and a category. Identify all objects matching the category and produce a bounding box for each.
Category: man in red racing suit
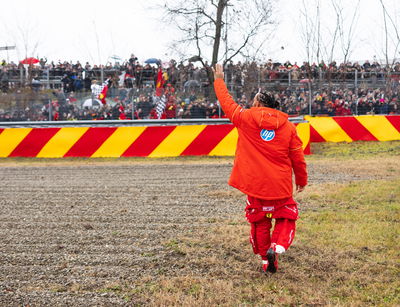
[213,64,308,273]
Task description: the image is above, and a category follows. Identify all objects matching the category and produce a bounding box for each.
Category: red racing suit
[245,196,298,256]
[214,77,307,257]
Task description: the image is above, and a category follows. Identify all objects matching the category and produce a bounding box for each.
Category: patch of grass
[50,285,67,293]
[310,140,400,159]
[165,239,179,248]
[187,283,202,296]
[98,283,123,294]
[307,156,400,183]
[298,180,400,255]
[122,178,399,306]
[141,252,156,257]
[164,239,187,256]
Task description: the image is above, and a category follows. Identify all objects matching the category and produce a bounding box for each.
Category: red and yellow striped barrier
[0,123,310,158]
[2,115,397,158]
[305,115,400,142]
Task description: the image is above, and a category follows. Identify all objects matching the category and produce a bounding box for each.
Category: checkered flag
[91,80,108,97]
[156,95,167,119]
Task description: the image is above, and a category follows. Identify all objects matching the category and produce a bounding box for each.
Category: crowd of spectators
[1,84,398,122]
[2,55,400,92]
[282,87,398,115]
[0,88,223,121]
[0,55,400,121]
[0,55,211,93]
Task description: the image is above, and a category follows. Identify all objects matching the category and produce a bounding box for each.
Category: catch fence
[2,67,400,92]
[1,67,399,121]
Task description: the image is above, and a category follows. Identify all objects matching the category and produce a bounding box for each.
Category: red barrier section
[386,116,400,132]
[333,117,378,141]
[122,126,176,157]
[9,128,60,157]
[65,127,118,157]
[310,126,325,143]
[181,124,235,156]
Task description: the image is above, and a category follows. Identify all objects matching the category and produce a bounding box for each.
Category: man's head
[253,91,279,109]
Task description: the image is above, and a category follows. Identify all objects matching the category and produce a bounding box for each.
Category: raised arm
[212,64,243,126]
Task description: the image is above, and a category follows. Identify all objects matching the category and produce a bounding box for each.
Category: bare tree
[379,0,400,66]
[321,3,340,66]
[378,0,400,96]
[299,0,320,67]
[331,0,361,65]
[1,16,42,86]
[320,2,341,97]
[161,0,275,100]
[299,0,361,95]
[299,0,326,90]
[1,17,41,61]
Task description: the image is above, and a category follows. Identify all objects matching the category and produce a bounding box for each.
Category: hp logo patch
[260,129,275,141]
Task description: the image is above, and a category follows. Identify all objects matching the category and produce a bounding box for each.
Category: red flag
[155,68,164,96]
[98,83,108,105]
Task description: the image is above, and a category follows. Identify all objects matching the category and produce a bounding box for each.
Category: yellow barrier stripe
[295,123,310,150]
[209,127,238,156]
[148,125,206,157]
[37,127,89,158]
[355,115,400,141]
[91,126,146,157]
[0,128,32,157]
[305,116,352,142]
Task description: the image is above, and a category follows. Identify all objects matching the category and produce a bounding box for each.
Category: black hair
[258,91,280,109]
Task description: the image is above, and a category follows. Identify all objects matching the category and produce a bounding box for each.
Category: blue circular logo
[260,129,275,141]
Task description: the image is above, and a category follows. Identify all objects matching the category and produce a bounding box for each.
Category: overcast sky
[0,0,399,65]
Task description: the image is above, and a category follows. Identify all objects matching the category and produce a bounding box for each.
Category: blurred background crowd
[0,54,399,121]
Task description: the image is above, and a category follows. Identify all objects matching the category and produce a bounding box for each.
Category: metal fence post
[131,95,135,120]
[49,100,52,121]
[355,69,358,89]
[319,69,322,89]
[308,82,312,116]
[20,67,23,86]
[355,70,359,116]
[46,68,50,89]
[356,101,358,116]
[101,67,104,83]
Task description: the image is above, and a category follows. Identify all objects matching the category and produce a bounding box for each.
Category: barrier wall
[0,123,310,158]
[1,115,398,158]
[305,115,400,143]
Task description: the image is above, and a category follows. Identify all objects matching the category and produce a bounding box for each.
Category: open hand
[212,64,224,80]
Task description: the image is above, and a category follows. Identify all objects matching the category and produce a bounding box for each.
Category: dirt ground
[0,156,398,306]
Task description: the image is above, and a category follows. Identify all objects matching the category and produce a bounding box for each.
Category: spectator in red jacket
[165,97,177,119]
